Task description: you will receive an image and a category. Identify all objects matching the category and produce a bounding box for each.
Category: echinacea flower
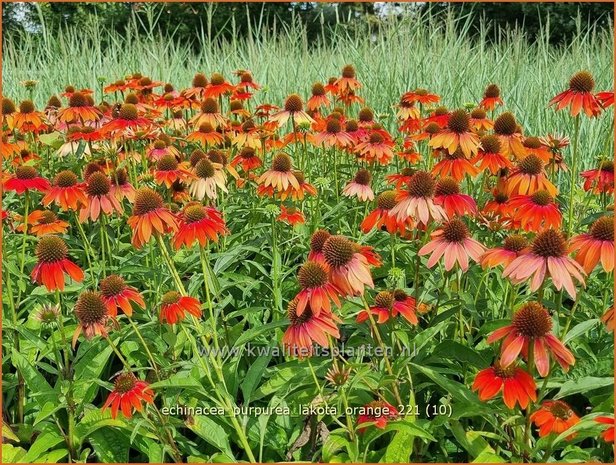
[390,170,447,225]
[472,135,512,175]
[9,100,46,132]
[335,64,361,92]
[72,290,110,347]
[183,72,209,100]
[530,400,580,439]
[322,235,374,296]
[282,298,340,357]
[269,94,314,127]
[312,118,354,148]
[419,218,485,271]
[396,98,420,121]
[295,261,341,316]
[385,167,415,189]
[580,160,614,194]
[187,122,225,147]
[101,104,151,135]
[21,210,69,236]
[57,91,101,123]
[550,71,601,117]
[601,306,614,332]
[354,132,395,165]
[479,84,504,111]
[258,153,299,192]
[506,154,557,197]
[153,155,194,188]
[361,190,413,236]
[357,401,399,433]
[172,202,227,249]
[569,215,614,273]
[100,274,145,318]
[127,188,178,248]
[597,91,614,109]
[204,72,235,99]
[31,235,84,291]
[110,168,135,203]
[308,229,331,265]
[487,301,575,377]
[483,188,512,222]
[432,147,480,181]
[402,87,440,105]
[189,158,228,200]
[595,416,615,442]
[277,170,317,201]
[480,235,529,269]
[102,372,154,419]
[159,291,202,324]
[503,229,586,299]
[472,362,536,409]
[469,107,493,131]
[3,165,50,194]
[507,190,562,232]
[434,177,478,218]
[307,82,330,111]
[231,146,262,173]
[522,136,551,163]
[342,169,374,202]
[357,289,418,325]
[428,109,480,158]
[277,205,305,226]
[493,112,526,159]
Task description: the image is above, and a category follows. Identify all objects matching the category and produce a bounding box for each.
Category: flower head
[159,291,202,324]
[102,372,154,419]
[530,400,580,439]
[550,71,601,117]
[100,274,145,318]
[31,235,84,291]
[73,291,109,347]
[472,362,536,409]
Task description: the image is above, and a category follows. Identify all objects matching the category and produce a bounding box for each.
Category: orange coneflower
[597,91,614,109]
[357,290,396,324]
[270,94,314,128]
[428,109,480,158]
[472,362,536,409]
[102,372,154,419]
[307,82,330,111]
[172,202,226,249]
[493,112,526,159]
[186,122,224,147]
[43,170,87,211]
[469,107,493,131]
[508,190,562,232]
[312,118,354,148]
[504,229,586,299]
[335,64,361,92]
[488,301,575,377]
[204,72,234,99]
[550,71,601,118]
[506,154,557,197]
[100,274,145,318]
[342,169,374,202]
[402,88,440,105]
[580,160,614,194]
[354,132,395,165]
[530,401,580,439]
[569,216,614,274]
[419,218,485,271]
[277,170,317,201]
[397,142,421,164]
[57,91,101,124]
[189,158,228,200]
[103,79,129,94]
[434,177,478,218]
[396,98,420,121]
[595,416,615,443]
[110,168,135,203]
[153,155,194,188]
[2,97,17,128]
[432,147,480,181]
[295,261,341,316]
[101,104,151,135]
[522,136,551,164]
[357,401,399,433]
[1,133,28,160]
[361,191,413,236]
[386,167,415,189]
[473,135,512,175]
[230,146,262,173]
[483,187,513,222]
[79,172,123,222]
[390,170,447,225]
[480,235,529,269]
[258,153,299,192]
[20,210,69,236]
[31,235,84,291]
[282,298,340,357]
[277,205,305,226]
[191,98,226,129]
[159,291,202,324]
[308,229,331,266]
[127,188,178,248]
[183,72,209,101]
[10,100,46,132]
[4,166,50,194]
[72,291,110,347]
[479,84,504,111]
[322,235,374,296]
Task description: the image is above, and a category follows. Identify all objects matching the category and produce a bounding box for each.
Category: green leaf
[20,430,64,462]
[2,424,20,442]
[11,349,57,407]
[89,428,130,463]
[233,319,287,347]
[38,131,63,147]
[410,363,480,406]
[432,340,489,368]
[562,319,599,344]
[2,444,27,463]
[241,354,272,403]
[186,415,234,457]
[554,376,613,399]
[74,409,128,445]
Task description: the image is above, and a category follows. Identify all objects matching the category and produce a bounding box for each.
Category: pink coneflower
[312,117,354,148]
[480,235,529,269]
[190,99,226,129]
[257,153,299,192]
[307,82,330,111]
[295,261,341,316]
[488,301,575,377]
[308,229,331,266]
[569,216,614,274]
[434,177,477,218]
[503,229,586,299]
[282,299,340,357]
[390,170,447,225]
[419,218,485,271]
[79,172,123,222]
[110,168,135,203]
[322,235,374,296]
[342,169,374,202]
[189,158,228,201]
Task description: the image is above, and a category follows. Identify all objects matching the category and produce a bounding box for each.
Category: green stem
[567,115,581,236]
[199,246,220,351]
[126,316,160,380]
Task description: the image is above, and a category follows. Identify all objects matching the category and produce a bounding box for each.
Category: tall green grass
[2,5,613,167]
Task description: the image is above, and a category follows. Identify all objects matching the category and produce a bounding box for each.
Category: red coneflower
[357,401,399,433]
[580,160,614,194]
[172,202,226,249]
[402,88,440,105]
[190,158,228,200]
[596,91,614,109]
[569,215,614,273]
[428,109,480,158]
[508,190,562,232]
[361,190,413,236]
[100,274,145,318]
[506,154,557,197]
[423,106,450,128]
[159,291,202,324]
[153,155,194,188]
[277,170,317,201]
[480,234,529,269]
[258,153,299,192]
[479,84,504,111]
[282,298,340,357]
[472,362,536,409]
[335,64,361,92]
[101,104,151,135]
[595,415,615,442]
[72,291,110,347]
[550,71,601,117]
[493,112,525,159]
[434,177,478,218]
[391,289,418,324]
[342,169,374,202]
[354,132,395,165]
[312,118,354,148]
[487,301,575,376]
[295,261,341,316]
[308,229,331,265]
[483,187,512,222]
[432,147,480,181]
[385,167,415,189]
[31,235,84,291]
[103,79,129,94]
[127,188,178,248]
[322,235,374,296]
[503,229,586,299]
[57,91,101,123]
[472,135,513,175]
[277,205,305,226]
[20,210,69,236]
[390,170,447,225]
[204,72,235,99]
[10,100,46,132]
[4,165,50,194]
[530,400,580,439]
[307,82,330,111]
[102,372,154,419]
[42,170,87,211]
[419,218,485,271]
[269,94,314,127]
[79,172,123,222]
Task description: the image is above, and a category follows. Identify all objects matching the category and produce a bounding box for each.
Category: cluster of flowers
[2,64,613,441]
